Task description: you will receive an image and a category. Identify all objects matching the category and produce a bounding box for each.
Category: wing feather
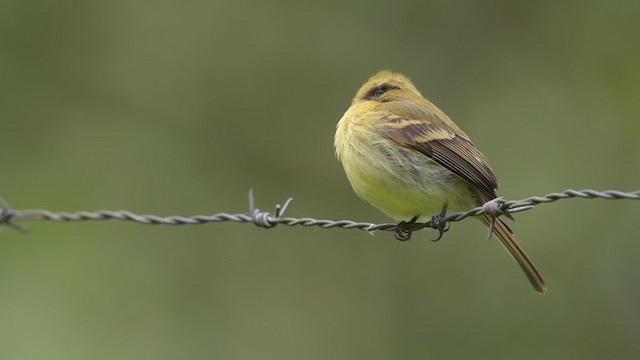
[382,114,499,199]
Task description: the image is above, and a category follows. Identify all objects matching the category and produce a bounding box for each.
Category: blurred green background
[1,0,639,359]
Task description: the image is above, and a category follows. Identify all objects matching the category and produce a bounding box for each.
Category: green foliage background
[1,1,639,358]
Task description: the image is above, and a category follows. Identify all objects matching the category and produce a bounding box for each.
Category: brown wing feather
[383,114,499,199]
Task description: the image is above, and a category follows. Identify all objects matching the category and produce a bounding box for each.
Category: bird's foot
[394,216,419,241]
[430,203,450,242]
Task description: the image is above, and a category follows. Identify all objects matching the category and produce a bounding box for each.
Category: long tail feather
[482,215,547,294]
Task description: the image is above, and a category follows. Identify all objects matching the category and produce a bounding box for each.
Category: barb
[0,189,638,237]
[0,198,28,233]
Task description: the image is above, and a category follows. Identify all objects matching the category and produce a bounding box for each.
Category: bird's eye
[365,83,399,101]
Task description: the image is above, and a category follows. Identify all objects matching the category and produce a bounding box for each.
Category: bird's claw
[430,203,449,242]
[394,216,418,241]
[394,203,449,241]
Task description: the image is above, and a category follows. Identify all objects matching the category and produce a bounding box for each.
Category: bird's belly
[342,138,474,221]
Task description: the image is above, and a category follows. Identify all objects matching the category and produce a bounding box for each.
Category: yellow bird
[335,70,546,294]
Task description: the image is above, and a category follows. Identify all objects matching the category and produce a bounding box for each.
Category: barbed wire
[0,189,638,238]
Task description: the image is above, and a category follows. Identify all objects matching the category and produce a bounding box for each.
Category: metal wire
[0,189,638,236]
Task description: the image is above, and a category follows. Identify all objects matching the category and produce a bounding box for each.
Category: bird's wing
[382,113,499,199]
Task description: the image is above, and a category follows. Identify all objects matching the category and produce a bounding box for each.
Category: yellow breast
[335,105,473,221]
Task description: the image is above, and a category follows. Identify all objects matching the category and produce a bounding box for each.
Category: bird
[334,70,546,294]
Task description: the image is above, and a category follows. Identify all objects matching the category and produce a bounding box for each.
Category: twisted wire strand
[0,189,638,235]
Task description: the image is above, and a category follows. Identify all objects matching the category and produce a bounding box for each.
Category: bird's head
[353,70,422,104]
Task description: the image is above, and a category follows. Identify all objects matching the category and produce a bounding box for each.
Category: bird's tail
[482,215,547,294]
